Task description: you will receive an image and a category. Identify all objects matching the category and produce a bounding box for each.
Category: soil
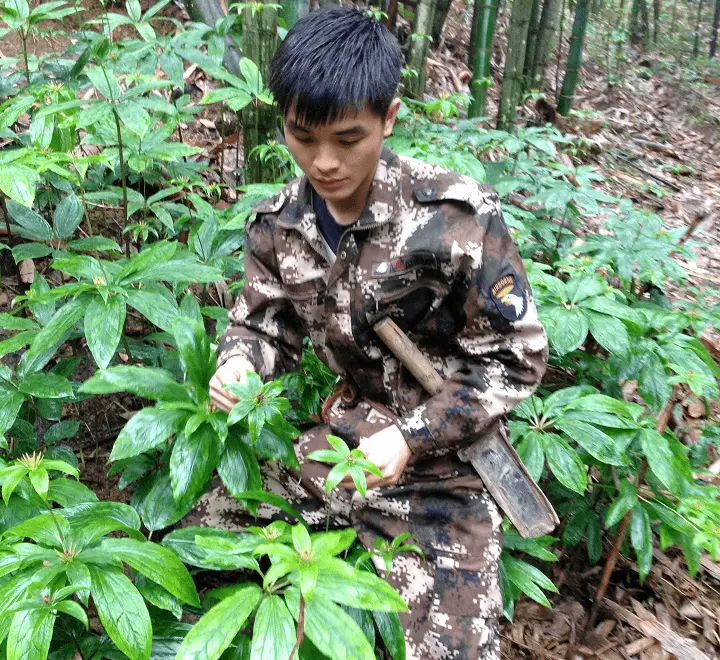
[0,1,719,658]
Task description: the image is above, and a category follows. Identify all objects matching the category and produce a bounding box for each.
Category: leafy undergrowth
[0,0,719,658]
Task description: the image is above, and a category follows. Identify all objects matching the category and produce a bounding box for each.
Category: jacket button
[340,250,347,260]
[421,187,434,198]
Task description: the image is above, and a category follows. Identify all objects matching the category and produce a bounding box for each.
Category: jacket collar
[276,147,402,232]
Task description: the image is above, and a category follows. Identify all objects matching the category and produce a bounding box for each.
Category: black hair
[269,6,403,126]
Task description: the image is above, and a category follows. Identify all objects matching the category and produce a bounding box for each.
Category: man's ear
[383,98,402,137]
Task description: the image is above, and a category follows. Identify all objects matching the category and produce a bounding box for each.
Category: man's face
[284,101,400,205]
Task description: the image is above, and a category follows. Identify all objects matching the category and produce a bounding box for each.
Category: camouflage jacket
[219,149,548,460]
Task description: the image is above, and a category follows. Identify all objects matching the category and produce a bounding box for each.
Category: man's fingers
[210,389,237,412]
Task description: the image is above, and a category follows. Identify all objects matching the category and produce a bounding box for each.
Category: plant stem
[45,499,67,549]
[583,384,680,635]
[111,107,130,258]
[289,594,305,660]
[121,334,134,363]
[20,28,30,84]
[325,490,333,532]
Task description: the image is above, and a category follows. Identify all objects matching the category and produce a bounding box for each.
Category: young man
[197,7,548,659]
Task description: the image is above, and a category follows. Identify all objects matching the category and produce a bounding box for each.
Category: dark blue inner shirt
[313,189,356,255]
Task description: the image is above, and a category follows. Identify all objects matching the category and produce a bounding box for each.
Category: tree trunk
[710,0,720,55]
[670,0,679,33]
[241,5,281,184]
[531,0,562,89]
[693,0,705,56]
[468,0,500,116]
[557,0,590,115]
[522,0,543,90]
[497,0,535,130]
[431,0,453,44]
[405,0,438,99]
[653,0,660,42]
[280,0,308,31]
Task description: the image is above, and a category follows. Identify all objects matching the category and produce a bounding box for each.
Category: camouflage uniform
[189,149,548,659]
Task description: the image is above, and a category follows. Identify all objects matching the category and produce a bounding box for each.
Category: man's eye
[340,140,360,146]
[293,136,312,144]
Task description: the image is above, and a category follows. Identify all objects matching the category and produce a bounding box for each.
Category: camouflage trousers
[186,397,503,660]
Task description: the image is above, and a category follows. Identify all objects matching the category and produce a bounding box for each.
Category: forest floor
[0,1,719,658]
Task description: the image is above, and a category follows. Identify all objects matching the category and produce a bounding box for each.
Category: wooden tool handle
[373,318,444,396]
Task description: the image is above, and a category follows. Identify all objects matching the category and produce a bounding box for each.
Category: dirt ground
[0,1,719,658]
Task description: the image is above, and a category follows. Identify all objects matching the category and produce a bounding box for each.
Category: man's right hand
[209,356,254,412]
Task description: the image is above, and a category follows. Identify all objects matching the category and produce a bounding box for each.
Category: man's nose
[314,145,340,175]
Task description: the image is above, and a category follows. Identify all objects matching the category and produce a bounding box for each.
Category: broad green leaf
[132,468,194,532]
[136,573,184,619]
[29,467,49,500]
[5,511,70,547]
[7,199,52,241]
[116,241,177,285]
[80,366,191,402]
[373,610,405,660]
[0,313,39,332]
[543,306,588,356]
[53,194,84,239]
[308,557,407,612]
[175,584,262,660]
[250,595,295,660]
[7,607,54,660]
[543,433,587,494]
[54,600,88,627]
[44,421,82,445]
[21,297,89,374]
[162,527,244,569]
[554,419,625,466]
[66,562,92,606]
[630,506,652,583]
[47,478,98,507]
[98,537,200,606]
[541,385,596,419]
[502,554,557,608]
[17,372,73,399]
[87,66,121,100]
[85,295,126,369]
[2,467,28,505]
[170,425,222,505]
[285,587,375,660]
[218,432,261,498]
[642,500,696,536]
[111,407,188,461]
[0,389,26,435]
[640,428,682,494]
[173,314,214,397]
[88,564,151,660]
[515,431,545,482]
[0,164,39,207]
[11,243,53,261]
[637,351,672,413]
[125,286,179,332]
[585,310,630,357]
[566,394,643,421]
[605,481,637,528]
[502,532,558,562]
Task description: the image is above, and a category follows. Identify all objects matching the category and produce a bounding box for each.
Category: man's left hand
[339,424,412,490]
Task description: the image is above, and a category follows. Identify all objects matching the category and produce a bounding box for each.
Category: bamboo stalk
[557,0,590,115]
[710,0,720,55]
[468,0,500,117]
[522,0,544,89]
[497,0,535,129]
[531,0,563,90]
[405,0,438,99]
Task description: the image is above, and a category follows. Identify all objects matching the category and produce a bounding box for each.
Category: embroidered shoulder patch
[491,275,526,321]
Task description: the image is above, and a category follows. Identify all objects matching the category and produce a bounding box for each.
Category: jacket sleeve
[396,193,548,457]
[217,214,306,380]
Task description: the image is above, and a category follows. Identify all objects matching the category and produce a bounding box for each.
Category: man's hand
[339,424,412,490]
[209,356,254,412]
